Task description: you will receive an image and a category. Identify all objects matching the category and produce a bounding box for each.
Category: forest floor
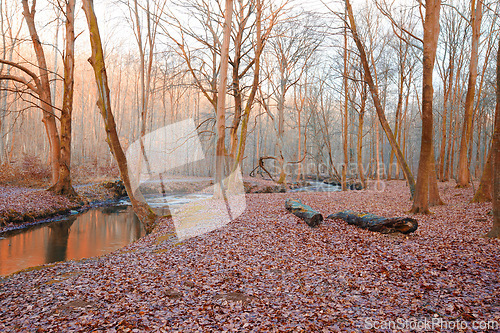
[0,180,499,332]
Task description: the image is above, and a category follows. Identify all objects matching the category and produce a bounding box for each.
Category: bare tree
[344,0,416,197]
[214,0,233,193]
[436,6,464,182]
[0,0,24,163]
[82,0,157,233]
[0,0,62,185]
[457,0,483,187]
[486,36,499,238]
[387,11,416,181]
[410,0,441,214]
[48,0,77,197]
[228,0,283,166]
[342,5,349,191]
[260,13,323,184]
[0,0,79,196]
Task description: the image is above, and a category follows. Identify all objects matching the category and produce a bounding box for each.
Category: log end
[393,217,418,234]
[307,214,323,228]
[285,199,323,228]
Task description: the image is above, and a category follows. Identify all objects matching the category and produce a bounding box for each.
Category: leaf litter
[0,180,498,332]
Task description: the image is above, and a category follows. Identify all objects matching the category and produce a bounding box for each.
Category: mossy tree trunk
[82,0,157,233]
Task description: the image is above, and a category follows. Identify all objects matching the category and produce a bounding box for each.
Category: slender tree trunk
[486,37,500,238]
[397,79,411,179]
[429,140,444,206]
[82,0,157,234]
[345,0,415,197]
[457,0,482,187]
[450,118,458,178]
[276,62,287,184]
[133,0,147,136]
[410,0,441,214]
[21,0,61,186]
[229,6,243,162]
[375,117,380,184]
[439,50,454,181]
[357,82,367,188]
[296,84,304,181]
[234,0,262,170]
[342,9,349,191]
[215,0,233,195]
[388,61,404,181]
[474,112,483,178]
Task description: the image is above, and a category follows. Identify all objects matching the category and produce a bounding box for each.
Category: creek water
[289,181,341,192]
[0,192,211,277]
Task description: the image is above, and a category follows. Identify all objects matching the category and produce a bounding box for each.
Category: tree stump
[285,199,323,227]
[327,210,418,234]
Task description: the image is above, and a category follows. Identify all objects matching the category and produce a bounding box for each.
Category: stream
[0,192,210,277]
[289,181,341,192]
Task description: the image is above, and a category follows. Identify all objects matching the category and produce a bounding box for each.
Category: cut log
[327,210,418,234]
[285,199,323,227]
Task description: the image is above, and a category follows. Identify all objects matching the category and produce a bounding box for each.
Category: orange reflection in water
[0,206,144,276]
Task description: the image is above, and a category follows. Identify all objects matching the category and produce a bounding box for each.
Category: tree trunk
[234,0,263,171]
[21,0,61,186]
[486,37,500,238]
[474,112,483,178]
[457,0,482,187]
[49,0,77,198]
[375,116,381,184]
[229,8,243,162]
[296,84,304,182]
[388,56,405,181]
[357,82,367,188]
[345,0,415,197]
[342,9,349,191]
[215,0,233,195]
[411,0,441,214]
[438,49,454,181]
[429,142,444,206]
[82,0,157,234]
[472,149,492,202]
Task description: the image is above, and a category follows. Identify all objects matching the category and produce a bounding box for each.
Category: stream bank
[0,177,287,233]
[0,181,126,233]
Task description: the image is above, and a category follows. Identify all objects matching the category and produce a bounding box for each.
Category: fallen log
[327,210,418,234]
[285,199,323,227]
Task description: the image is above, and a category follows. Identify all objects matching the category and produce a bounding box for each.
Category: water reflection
[0,206,144,277]
[46,218,75,263]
